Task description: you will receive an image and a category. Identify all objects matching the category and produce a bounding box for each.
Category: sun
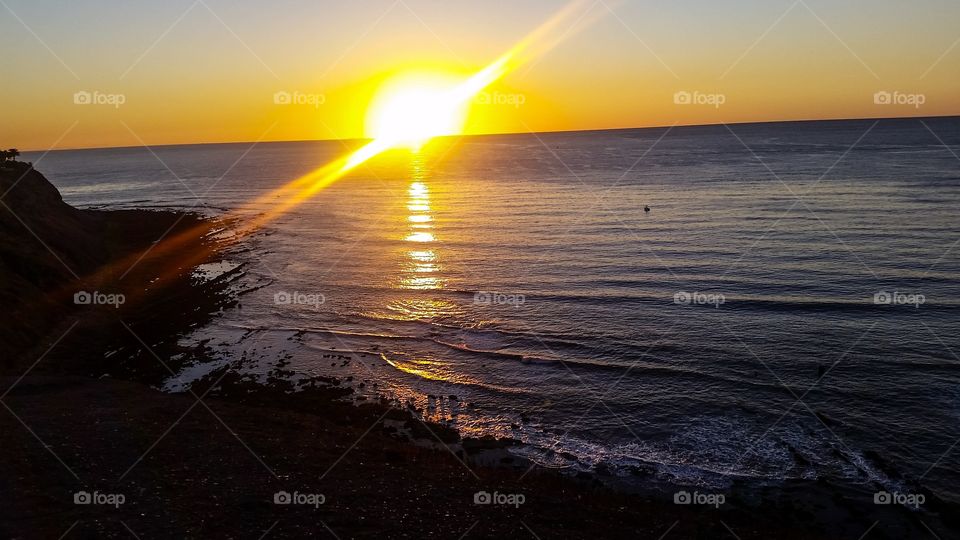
[365,72,470,149]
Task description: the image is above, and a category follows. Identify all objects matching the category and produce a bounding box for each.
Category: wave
[508,413,908,493]
[320,286,960,314]
[215,321,807,396]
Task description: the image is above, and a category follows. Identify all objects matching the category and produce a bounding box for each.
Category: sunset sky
[2,0,959,150]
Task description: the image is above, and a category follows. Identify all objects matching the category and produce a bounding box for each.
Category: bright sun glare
[225,0,590,236]
[365,73,470,149]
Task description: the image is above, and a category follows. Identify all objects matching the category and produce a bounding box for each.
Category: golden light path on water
[401,159,440,290]
[387,153,458,323]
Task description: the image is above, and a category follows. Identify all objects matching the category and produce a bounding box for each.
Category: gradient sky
[2,0,958,150]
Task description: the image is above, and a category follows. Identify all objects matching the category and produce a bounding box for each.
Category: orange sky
[1,0,958,151]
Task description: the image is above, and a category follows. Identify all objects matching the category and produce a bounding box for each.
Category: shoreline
[0,163,953,538]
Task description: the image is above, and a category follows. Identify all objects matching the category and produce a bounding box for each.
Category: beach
[0,162,806,538]
[0,162,809,538]
[2,148,957,538]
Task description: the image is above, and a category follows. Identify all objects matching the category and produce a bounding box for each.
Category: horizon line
[19,113,960,154]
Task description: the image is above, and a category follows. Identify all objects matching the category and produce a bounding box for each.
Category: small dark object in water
[817,364,826,377]
[644,205,650,213]
[815,410,839,427]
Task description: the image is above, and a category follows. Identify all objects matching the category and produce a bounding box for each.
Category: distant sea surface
[29,117,960,499]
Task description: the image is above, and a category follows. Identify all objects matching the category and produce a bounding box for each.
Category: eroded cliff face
[0,163,227,366]
[0,163,107,282]
[1,163,102,359]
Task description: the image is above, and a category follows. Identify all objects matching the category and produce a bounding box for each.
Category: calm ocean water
[28,117,960,499]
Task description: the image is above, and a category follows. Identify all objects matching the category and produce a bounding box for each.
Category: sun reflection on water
[399,156,443,292]
[405,231,436,243]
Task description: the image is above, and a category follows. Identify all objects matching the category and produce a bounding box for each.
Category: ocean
[27,117,960,500]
